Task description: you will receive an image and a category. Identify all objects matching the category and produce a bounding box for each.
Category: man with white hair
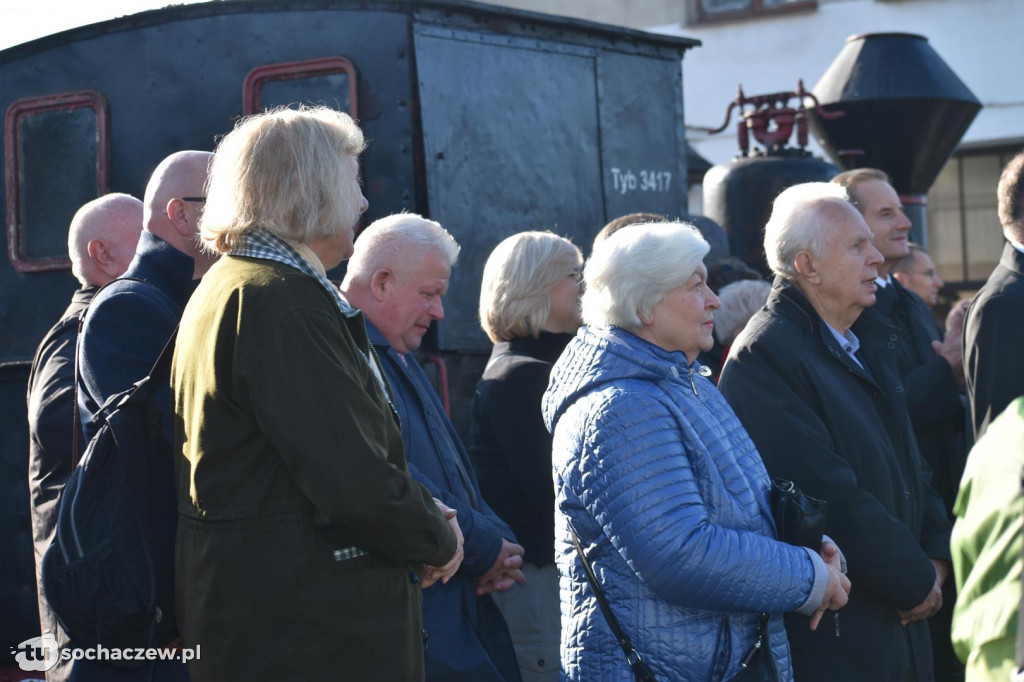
[719,182,953,682]
[341,213,524,682]
[26,193,142,682]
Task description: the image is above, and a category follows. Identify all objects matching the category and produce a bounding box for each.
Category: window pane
[927,159,963,282]
[961,154,1004,281]
[258,73,351,114]
[763,0,809,6]
[701,0,751,12]
[16,107,99,260]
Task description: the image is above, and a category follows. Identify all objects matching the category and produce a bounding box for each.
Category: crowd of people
[24,105,1023,681]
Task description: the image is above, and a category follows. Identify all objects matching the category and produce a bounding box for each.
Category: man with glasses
[893,243,945,309]
[72,150,213,681]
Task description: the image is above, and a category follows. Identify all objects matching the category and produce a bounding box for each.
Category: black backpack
[41,322,179,655]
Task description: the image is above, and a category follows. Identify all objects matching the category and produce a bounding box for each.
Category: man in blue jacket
[74,150,213,681]
[342,213,524,682]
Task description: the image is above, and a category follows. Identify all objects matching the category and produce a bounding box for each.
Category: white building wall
[648,0,1024,167]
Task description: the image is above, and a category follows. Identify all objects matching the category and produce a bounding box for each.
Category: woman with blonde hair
[172,106,462,681]
[470,230,584,682]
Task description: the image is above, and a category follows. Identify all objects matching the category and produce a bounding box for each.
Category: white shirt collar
[1010,240,1024,255]
[825,323,864,369]
[874,274,893,288]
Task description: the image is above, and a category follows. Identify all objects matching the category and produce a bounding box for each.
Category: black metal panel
[598,51,688,226]
[0,8,414,361]
[0,363,38,648]
[415,26,604,351]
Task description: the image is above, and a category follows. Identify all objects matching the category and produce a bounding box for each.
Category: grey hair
[479,231,582,343]
[346,213,460,281]
[582,222,709,330]
[764,182,854,279]
[200,105,366,253]
[713,279,771,347]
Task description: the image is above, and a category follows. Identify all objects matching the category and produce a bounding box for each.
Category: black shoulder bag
[569,528,658,682]
[770,478,827,549]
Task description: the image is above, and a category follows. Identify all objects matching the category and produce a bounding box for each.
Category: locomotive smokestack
[810,32,981,247]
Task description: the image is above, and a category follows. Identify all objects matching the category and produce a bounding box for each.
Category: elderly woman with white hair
[470,230,584,682]
[542,222,850,682]
[171,106,461,682]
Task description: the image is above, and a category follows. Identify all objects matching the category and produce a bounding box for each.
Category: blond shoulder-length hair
[200,105,366,253]
[479,231,582,343]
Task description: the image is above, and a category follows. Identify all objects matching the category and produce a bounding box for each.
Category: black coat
[719,280,951,682]
[26,286,94,682]
[857,279,966,517]
[469,331,573,567]
[964,242,1024,439]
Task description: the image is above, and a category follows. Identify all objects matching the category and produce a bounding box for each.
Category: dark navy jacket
[73,231,194,682]
[366,321,521,682]
[858,279,965,517]
[721,279,952,682]
[964,242,1024,439]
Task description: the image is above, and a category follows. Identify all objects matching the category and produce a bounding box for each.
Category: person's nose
[706,286,721,311]
[867,243,884,267]
[429,297,444,320]
[934,274,944,290]
[359,193,369,214]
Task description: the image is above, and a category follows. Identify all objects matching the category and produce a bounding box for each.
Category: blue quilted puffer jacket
[542,326,828,682]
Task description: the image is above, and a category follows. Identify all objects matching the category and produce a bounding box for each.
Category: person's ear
[794,251,821,284]
[166,198,191,237]
[371,268,393,302]
[87,239,119,279]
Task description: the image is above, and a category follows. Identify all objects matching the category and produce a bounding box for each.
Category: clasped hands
[419,499,465,589]
[419,499,527,594]
[810,539,852,631]
[897,559,948,626]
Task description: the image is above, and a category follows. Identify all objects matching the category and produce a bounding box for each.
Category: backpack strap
[72,277,178,464]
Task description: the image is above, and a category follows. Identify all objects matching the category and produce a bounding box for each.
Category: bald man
[72,150,212,681]
[26,193,143,682]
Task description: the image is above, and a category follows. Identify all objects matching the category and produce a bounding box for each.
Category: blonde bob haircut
[200,105,366,253]
[478,231,583,343]
[582,222,708,330]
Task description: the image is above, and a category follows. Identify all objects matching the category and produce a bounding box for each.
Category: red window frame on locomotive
[4,90,110,273]
[242,56,359,117]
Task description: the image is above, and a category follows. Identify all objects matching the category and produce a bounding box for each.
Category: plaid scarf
[230,229,388,400]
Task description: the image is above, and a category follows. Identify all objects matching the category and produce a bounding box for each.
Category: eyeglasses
[570,270,584,286]
[181,196,206,203]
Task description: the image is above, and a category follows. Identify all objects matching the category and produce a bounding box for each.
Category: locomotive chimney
[810,32,981,247]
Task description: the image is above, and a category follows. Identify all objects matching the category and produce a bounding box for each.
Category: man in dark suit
[964,149,1024,440]
[833,168,965,682]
